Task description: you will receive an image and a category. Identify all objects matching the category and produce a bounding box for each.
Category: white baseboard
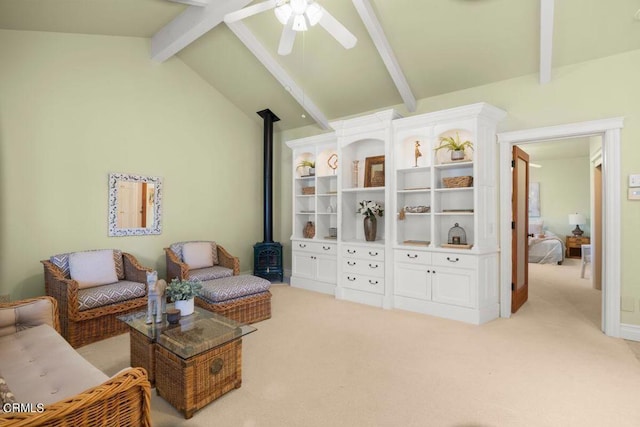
[620,323,640,342]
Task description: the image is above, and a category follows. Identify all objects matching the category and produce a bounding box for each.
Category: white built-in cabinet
[286,103,506,325]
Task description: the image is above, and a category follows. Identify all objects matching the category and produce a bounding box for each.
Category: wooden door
[511,146,530,313]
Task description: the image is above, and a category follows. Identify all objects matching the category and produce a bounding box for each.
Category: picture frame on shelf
[364,155,385,187]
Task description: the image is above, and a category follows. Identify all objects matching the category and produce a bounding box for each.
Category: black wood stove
[253,109,283,282]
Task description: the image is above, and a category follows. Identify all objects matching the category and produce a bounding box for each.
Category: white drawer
[432,252,477,269]
[342,273,384,295]
[342,244,385,261]
[343,258,384,278]
[394,249,431,265]
[293,241,337,255]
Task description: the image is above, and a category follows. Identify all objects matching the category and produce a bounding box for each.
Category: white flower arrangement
[357,200,384,218]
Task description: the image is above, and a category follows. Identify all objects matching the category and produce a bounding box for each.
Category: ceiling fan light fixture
[305,3,323,26]
[292,14,308,31]
[274,3,293,25]
[290,0,308,15]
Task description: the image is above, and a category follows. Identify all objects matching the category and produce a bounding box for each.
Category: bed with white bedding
[528,231,565,264]
[528,218,565,264]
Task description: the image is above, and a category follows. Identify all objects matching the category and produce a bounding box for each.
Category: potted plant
[435,132,473,161]
[296,160,316,176]
[166,278,203,316]
[357,200,384,241]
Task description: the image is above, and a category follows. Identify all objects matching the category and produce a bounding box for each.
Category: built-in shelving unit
[286,103,506,324]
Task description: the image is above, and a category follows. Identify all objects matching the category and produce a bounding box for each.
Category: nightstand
[566,235,590,259]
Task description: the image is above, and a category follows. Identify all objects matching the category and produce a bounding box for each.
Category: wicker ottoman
[195,275,272,324]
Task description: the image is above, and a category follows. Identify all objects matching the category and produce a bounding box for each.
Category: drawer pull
[311,256,316,260]
[368,280,379,285]
[407,254,418,259]
[347,261,356,266]
[210,358,224,375]
[299,244,307,248]
[347,249,357,254]
[369,251,379,256]
[347,276,356,281]
[446,257,460,263]
[368,263,379,269]
[322,246,331,250]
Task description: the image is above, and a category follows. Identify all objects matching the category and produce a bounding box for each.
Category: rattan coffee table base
[155,338,243,419]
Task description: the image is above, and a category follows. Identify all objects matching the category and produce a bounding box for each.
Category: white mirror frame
[108,172,163,237]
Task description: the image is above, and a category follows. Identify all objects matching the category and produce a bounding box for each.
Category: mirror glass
[108,173,163,236]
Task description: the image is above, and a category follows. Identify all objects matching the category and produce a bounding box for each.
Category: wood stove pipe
[257,109,280,243]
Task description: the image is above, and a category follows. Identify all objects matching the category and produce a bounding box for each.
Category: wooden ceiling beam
[539,0,555,84]
[352,0,416,112]
[151,0,252,62]
[226,21,330,130]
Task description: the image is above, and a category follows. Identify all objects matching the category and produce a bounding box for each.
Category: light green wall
[279,48,640,325]
[530,157,591,238]
[0,30,265,300]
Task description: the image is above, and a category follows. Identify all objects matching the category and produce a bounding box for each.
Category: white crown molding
[352,0,416,112]
[151,0,252,62]
[539,0,555,84]
[393,102,507,130]
[226,21,330,130]
[285,132,337,149]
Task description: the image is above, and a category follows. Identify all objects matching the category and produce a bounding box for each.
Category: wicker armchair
[165,241,240,282]
[0,297,152,427]
[41,250,151,348]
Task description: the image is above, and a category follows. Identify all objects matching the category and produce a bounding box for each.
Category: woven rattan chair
[41,250,151,348]
[164,241,240,282]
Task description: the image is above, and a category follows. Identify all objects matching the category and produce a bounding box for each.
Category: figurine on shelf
[414,141,422,167]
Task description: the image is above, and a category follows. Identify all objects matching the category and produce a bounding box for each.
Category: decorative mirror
[108,173,163,236]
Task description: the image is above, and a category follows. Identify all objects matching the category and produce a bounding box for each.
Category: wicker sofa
[0,297,151,426]
[41,249,151,348]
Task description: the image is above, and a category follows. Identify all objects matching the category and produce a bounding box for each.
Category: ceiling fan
[224,0,357,56]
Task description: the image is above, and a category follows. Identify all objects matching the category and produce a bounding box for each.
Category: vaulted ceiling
[2,0,640,131]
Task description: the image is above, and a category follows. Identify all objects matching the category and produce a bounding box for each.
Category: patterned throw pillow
[0,374,16,405]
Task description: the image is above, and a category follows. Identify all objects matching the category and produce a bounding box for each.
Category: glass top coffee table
[119,306,256,419]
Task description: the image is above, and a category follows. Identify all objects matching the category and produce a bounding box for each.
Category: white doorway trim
[497,117,624,337]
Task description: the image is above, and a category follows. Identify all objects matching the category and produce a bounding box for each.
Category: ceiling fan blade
[278,19,296,55]
[318,7,357,49]
[224,0,277,23]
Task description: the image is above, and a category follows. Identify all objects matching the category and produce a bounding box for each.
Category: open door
[512,146,530,313]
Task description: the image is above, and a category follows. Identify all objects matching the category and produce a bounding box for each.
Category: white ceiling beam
[539,0,555,84]
[166,0,209,6]
[226,21,331,130]
[352,0,416,112]
[151,0,252,62]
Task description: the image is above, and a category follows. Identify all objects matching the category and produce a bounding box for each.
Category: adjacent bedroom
[521,137,602,328]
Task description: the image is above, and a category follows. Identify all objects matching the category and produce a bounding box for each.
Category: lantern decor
[447,223,467,245]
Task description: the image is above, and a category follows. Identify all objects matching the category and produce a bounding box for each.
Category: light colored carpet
[79,260,640,426]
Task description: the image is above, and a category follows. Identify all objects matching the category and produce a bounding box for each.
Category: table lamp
[568,213,586,236]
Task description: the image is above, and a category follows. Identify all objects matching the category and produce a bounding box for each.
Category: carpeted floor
[78,260,640,426]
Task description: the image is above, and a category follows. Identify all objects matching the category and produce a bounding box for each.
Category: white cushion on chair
[68,250,118,289]
[182,242,214,269]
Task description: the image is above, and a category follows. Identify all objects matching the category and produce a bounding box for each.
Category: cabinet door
[292,252,315,280]
[394,262,431,300]
[315,255,337,284]
[431,266,476,308]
